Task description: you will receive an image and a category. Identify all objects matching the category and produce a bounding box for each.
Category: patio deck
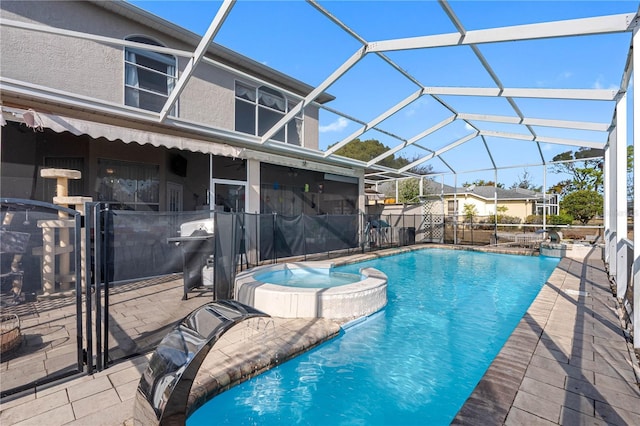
[0,245,638,425]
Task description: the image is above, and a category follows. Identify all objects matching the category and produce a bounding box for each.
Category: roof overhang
[0,77,368,177]
[1,105,243,158]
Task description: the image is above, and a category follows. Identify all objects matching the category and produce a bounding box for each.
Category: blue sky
[128,0,637,190]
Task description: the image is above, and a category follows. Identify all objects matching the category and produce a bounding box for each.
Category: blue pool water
[255,268,361,288]
[188,249,559,425]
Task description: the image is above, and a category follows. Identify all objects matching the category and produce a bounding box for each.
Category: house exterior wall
[0,1,319,149]
[366,194,538,222]
[0,123,216,211]
[0,1,364,216]
[496,200,533,220]
[1,1,125,103]
[455,196,488,217]
[444,194,533,221]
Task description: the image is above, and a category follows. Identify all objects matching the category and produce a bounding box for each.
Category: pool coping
[452,244,640,424]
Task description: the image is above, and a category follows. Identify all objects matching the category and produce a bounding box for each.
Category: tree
[405,155,433,175]
[463,179,504,189]
[334,138,434,204]
[548,179,571,195]
[397,178,420,203]
[463,203,478,222]
[551,148,603,195]
[330,138,432,174]
[330,138,406,169]
[560,190,603,224]
[510,169,540,191]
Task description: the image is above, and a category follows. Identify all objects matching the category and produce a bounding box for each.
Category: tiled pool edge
[451,264,559,424]
[330,243,539,268]
[452,246,640,425]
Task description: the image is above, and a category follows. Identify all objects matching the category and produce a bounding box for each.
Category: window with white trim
[235,82,303,145]
[124,36,177,115]
[447,200,459,216]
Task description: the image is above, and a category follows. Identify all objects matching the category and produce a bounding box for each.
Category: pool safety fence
[443,215,604,247]
[90,209,425,371]
[1,198,84,399]
[10,200,605,399]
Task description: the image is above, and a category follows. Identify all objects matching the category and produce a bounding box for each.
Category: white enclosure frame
[1,0,638,348]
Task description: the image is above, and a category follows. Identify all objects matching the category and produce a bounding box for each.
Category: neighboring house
[0,1,364,215]
[370,180,558,222]
[444,186,559,221]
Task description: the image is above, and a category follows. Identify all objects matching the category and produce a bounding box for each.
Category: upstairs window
[235,82,302,145]
[124,36,177,115]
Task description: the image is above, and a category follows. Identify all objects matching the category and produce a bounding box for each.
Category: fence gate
[421,195,444,243]
[1,198,88,399]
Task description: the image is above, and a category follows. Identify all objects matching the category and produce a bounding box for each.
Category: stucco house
[444,185,559,221]
[370,180,558,223]
[0,0,364,216]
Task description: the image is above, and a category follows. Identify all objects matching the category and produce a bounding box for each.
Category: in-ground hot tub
[234,261,387,319]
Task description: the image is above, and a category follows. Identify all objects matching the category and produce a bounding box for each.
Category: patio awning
[1,106,244,158]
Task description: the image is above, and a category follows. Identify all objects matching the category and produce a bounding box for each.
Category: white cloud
[404,97,429,117]
[592,76,604,89]
[592,75,616,90]
[319,117,349,133]
[536,71,572,87]
[464,123,474,131]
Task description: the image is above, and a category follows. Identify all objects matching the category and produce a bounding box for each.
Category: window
[235,82,303,145]
[447,200,458,216]
[96,159,160,211]
[124,36,177,115]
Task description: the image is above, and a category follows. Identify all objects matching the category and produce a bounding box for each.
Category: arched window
[124,36,177,115]
[235,82,302,145]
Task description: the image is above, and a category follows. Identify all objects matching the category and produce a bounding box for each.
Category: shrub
[496,215,521,224]
[560,190,603,225]
[525,214,572,225]
[547,213,573,225]
[525,215,543,224]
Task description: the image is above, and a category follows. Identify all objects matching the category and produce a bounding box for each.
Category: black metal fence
[91,209,426,369]
[1,198,84,398]
[2,199,608,400]
[0,201,426,399]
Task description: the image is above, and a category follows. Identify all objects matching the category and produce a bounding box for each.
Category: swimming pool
[188,248,559,425]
